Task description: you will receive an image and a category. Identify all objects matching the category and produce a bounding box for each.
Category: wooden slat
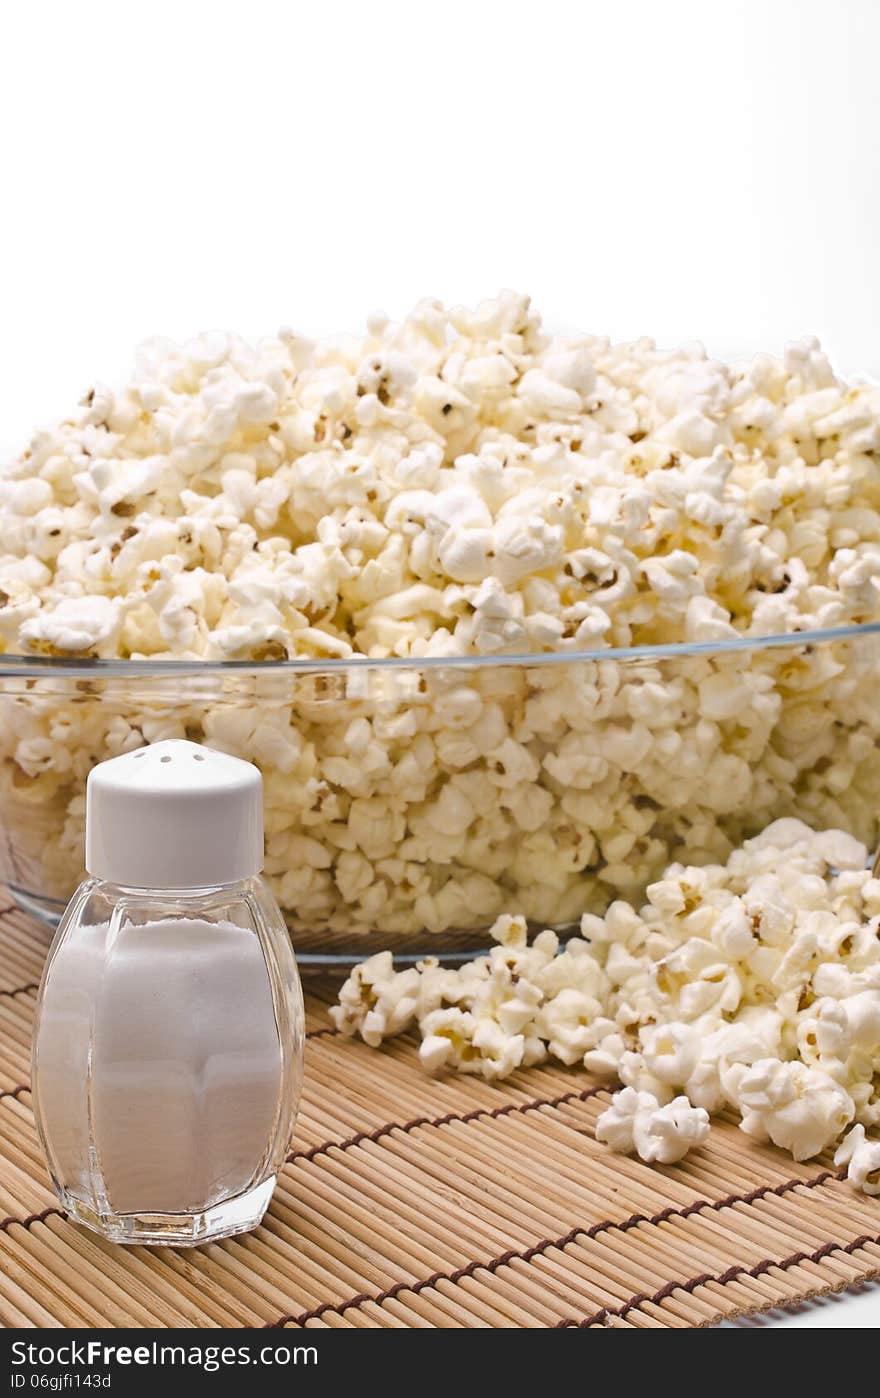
[0,891,877,1328]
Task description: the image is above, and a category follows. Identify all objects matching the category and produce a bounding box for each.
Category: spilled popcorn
[331,819,880,1185]
[595,1087,710,1164]
[835,1125,880,1195]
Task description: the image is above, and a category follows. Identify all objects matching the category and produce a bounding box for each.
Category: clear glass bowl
[2,624,879,964]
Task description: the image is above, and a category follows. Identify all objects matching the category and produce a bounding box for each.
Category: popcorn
[333,822,880,1183]
[2,296,880,944]
[596,1087,710,1164]
[534,987,603,1066]
[834,1125,880,1195]
[634,1096,711,1164]
[638,1022,701,1087]
[18,595,123,655]
[729,1058,854,1161]
[419,1008,525,1080]
[418,1008,479,1073]
[329,951,421,1046]
[841,990,880,1049]
[594,1086,648,1153]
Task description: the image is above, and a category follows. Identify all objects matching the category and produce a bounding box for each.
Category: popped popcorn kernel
[596,1087,710,1164]
[834,1124,880,1195]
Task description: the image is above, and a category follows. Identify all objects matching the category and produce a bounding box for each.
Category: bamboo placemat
[1,888,879,1329]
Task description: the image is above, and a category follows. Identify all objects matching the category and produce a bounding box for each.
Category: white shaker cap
[86,740,264,889]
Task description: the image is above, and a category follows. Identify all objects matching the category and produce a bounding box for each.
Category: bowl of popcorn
[1,293,879,960]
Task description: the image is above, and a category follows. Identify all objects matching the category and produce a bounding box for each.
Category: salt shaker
[31,739,304,1247]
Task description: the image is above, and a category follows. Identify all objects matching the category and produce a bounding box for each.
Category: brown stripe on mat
[557,1229,880,1328]
[1,889,879,1328]
[286,1082,610,1166]
[0,1083,29,1103]
[1,1206,66,1235]
[268,1167,846,1328]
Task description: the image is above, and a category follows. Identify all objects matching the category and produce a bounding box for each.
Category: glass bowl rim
[0,621,878,678]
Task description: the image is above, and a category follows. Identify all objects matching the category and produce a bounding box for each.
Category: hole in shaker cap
[193,753,205,761]
[133,752,145,759]
[160,755,172,763]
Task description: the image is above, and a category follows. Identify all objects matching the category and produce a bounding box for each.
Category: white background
[1,0,878,457]
[1,0,878,1328]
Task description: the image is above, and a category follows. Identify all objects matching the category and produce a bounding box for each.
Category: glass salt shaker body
[32,740,304,1247]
